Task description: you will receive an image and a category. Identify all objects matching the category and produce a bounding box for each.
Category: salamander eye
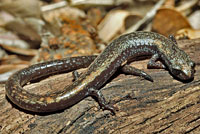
[171,69,182,75]
[189,61,195,68]
[169,35,177,45]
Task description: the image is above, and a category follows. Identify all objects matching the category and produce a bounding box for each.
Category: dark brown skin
[5,31,195,114]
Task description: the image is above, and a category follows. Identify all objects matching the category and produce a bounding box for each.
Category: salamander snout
[170,61,195,81]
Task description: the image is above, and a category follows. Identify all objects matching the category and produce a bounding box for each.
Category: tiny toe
[72,70,80,81]
[141,72,154,82]
[102,104,116,115]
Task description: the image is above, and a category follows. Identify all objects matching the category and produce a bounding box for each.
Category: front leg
[121,65,153,82]
[147,54,166,69]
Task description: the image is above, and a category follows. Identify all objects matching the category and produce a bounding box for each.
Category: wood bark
[0,38,200,134]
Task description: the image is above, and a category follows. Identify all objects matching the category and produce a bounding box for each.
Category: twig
[125,0,165,33]
[41,1,68,12]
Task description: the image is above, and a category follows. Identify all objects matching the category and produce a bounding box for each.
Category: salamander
[5,31,195,114]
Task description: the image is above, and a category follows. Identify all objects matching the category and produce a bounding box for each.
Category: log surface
[0,39,200,134]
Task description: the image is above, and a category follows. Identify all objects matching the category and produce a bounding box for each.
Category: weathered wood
[0,38,200,134]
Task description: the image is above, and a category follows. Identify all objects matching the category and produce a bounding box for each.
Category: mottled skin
[5,31,195,113]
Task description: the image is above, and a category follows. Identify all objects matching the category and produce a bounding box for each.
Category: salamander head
[168,49,195,81]
[164,35,195,81]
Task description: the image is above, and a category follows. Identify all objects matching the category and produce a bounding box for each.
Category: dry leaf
[0,47,7,58]
[68,0,115,7]
[87,8,105,27]
[0,64,28,82]
[0,64,28,74]
[0,43,37,56]
[0,55,28,64]
[163,0,175,7]
[152,7,191,36]
[0,11,15,26]
[0,55,30,82]
[0,32,30,49]
[5,18,41,48]
[176,28,200,39]
[98,10,141,42]
[176,0,199,14]
[0,0,41,18]
[43,6,86,23]
[188,10,200,29]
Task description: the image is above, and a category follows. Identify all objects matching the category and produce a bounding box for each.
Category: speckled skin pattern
[5,31,195,113]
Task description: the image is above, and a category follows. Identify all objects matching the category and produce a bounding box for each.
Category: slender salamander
[5,31,195,114]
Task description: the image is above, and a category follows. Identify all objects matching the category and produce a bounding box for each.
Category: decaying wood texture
[0,38,200,134]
